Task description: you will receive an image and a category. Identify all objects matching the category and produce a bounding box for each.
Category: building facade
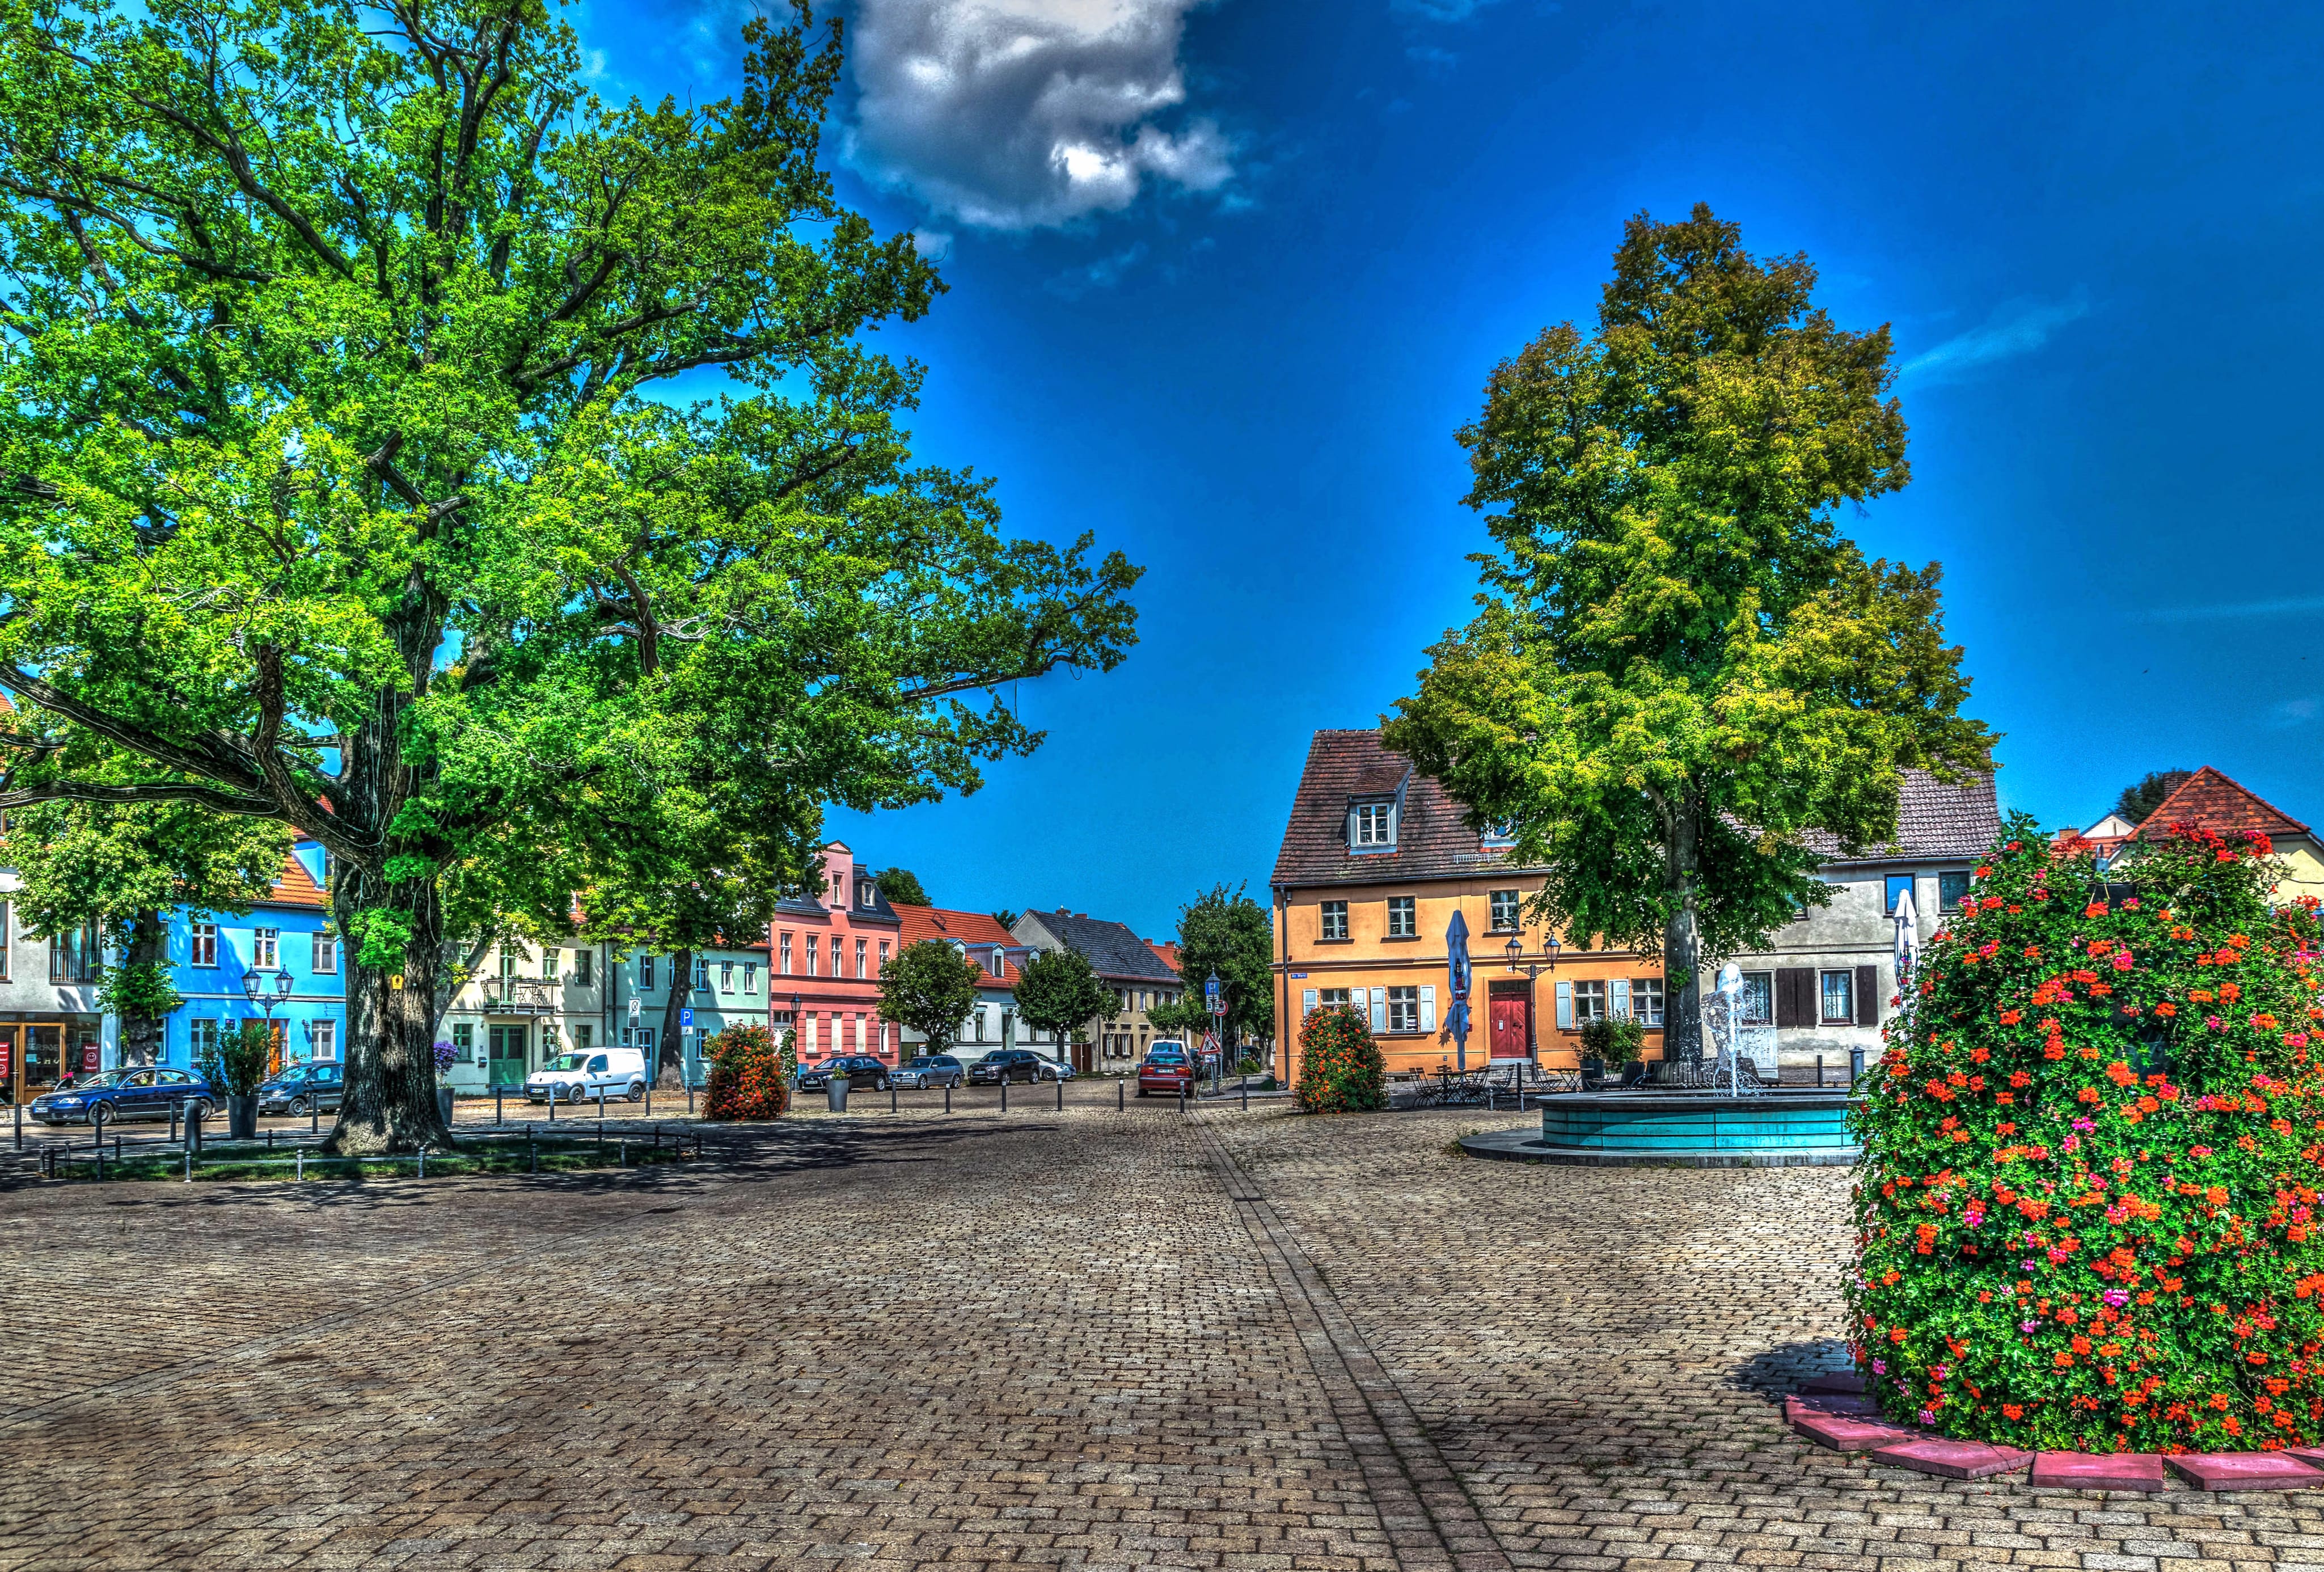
[602,933,770,1087]
[155,844,349,1080]
[0,873,104,1100]
[771,842,903,1065]
[895,906,1029,1057]
[1009,910,1184,1072]
[438,931,614,1092]
[1270,730,1666,1089]
[2115,767,2324,904]
[1721,771,1998,1077]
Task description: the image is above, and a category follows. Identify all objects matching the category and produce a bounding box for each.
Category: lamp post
[1497,935,1560,1076]
[242,962,295,1068]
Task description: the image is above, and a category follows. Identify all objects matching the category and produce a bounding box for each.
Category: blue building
[160,840,348,1074]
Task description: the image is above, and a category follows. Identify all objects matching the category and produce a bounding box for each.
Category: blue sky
[589,0,2324,937]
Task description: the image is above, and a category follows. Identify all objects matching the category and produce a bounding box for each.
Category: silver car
[893,1054,965,1089]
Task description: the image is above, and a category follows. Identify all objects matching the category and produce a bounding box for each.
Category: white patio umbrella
[1892,886,1921,998]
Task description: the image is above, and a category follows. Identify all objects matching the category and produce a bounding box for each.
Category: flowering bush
[1850,812,2324,1453]
[702,1022,790,1121]
[432,1039,458,1078]
[1297,1004,1387,1114]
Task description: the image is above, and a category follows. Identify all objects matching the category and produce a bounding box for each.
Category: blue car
[257,1060,344,1117]
[31,1067,216,1126]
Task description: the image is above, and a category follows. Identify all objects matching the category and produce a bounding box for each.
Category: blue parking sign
[679,1008,694,1028]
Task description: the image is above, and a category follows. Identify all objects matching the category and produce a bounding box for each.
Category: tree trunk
[1663,792,1706,1064]
[326,863,452,1154]
[657,946,693,1081]
[121,908,169,1067]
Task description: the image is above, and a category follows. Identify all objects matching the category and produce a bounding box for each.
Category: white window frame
[720,960,735,993]
[1571,979,1607,1023]
[1386,896,1416,938]
[780,932,792,974]
[252,927,278,967]
[542,946,560,980]
[1629,977,1664,1028]
[1386,986,1419,1033]
[1740,971,1774,1026]
[191,922,217,968]
[1319,900,1348,941]
[1488,890,1520,932]
[311,929,339,974]
[1350,801,1393,850]
[743,961,759,994]
[1820,969,1855,1025]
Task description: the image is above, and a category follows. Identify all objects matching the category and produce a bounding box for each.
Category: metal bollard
[417,1147,425,1181]
[184,1148,192,1183]
[548,1091,555,1123]
[619,1140,627,1167]
[90,1102,107,1156]
[168,1102,178,1144]
[1815,1055,1824,1088]
[1117,1081,1123,1112]
[114,1134,121,1164]
[296,1148,303,1183]
[1000,1079,1008,1113]
[597,1086,605,1123]
[1241,1079,1249,1112]
[311,1097,320,1135]
[94,1139,102,1181]
[13,1098,20,1151]
[267,1129,274,1150]
[687,1084,694,1117]
[944,1084,952,1114]
[529,1130,537,1173]
[890,1081,897,1115]
[495,1088,504,1126]
[1178,1088,1185,1116]
[644,1084,652,1118]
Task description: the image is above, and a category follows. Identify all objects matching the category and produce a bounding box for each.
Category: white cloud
[1045,240,1148,297]
[911,228,956,261]
[1901,289,2092,382]
[2269,697,2321,729]
[846,0,1233,230]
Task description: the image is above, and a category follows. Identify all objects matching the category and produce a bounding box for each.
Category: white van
[525,1046,649,1105]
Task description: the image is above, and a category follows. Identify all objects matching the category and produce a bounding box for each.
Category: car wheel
[189,1098,213,1121]
[876,1076,891,1092]
[567,1084,586,1105]
[290,1095,312,1118]
[627,1080,645,1102]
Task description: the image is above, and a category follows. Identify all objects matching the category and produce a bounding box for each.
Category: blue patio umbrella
[1445,908,1472,1072]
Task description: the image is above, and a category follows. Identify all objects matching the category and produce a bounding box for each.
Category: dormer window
[1481,818,1517,848]
[990,946,1004,975]
[1349,799,1395,852]
[859,880,874,908]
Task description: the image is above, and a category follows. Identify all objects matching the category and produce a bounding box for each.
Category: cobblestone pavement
[5,1102,2324,1570]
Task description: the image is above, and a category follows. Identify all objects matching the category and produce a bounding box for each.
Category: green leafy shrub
[1297,1004,1387,1114]
[1850,812,2324,1453]
[703,1023,789,1121]
[198,1020,273,1097]
[1579,1013,1646,1066]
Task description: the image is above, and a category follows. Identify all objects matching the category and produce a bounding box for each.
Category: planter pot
[226,1093,259,1142]
[437,1087,455,1126]
[826,1077,848,1113]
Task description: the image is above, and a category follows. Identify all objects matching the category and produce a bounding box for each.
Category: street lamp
[242,962,296,1064]
[1503,933,1561,975]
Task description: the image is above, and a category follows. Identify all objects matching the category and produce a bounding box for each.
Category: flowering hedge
[1297,1003,1387,1114]
[1850,813,2324,1453]
[703,1022,790,1121]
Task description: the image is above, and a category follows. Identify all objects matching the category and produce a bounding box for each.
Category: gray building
[1719,770,1998,1077]
[1009,910,1184,1074]
[0,869,103,1100]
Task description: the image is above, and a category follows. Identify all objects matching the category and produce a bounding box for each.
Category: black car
[797,1055,891,1092]
[967,1049,1047,1085]
[257,1060,345,1117]
[31,1067,215,1126]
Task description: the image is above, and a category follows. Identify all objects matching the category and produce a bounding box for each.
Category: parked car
[1026,1054,1078,1081]
[892,1054,965,1089]
[31,1067,215,1126]
[797,1055,891,1092]
[525,1046,649,1105]
[257,1060,345,1117]
[1136,1046,1195,1098]
[967,1049,1046,1085]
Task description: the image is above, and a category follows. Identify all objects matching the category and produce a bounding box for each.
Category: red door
[1490,996,1531,1059]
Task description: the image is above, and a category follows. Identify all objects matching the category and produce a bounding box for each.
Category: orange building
[1271,730,1666,1087]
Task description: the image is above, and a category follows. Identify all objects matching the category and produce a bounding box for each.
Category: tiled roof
[1147,940,1182,974]
[1020,910,1182,982]
[2134,766,2312,842]
[261,852,328,908]
[1799,770,2002,865]
[895,906,1023,986]
[1271,730,1545,888]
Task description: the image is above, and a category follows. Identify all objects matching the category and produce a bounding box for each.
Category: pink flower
[2112,952,2135,970]
[2207,1015,2224,1030]
[2072,1118,2095,1132]
[1871,1359,1887,1375]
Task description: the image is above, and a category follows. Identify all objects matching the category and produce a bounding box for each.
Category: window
[252,927,278,967]
[743,961,759,994]
[635,1026,655,1057]
[640,953,656,990]
[1630,978,1664,1027]
[1938,871,1971,913]
[973,1008,988,1044]
[500,946,519,979]
[1489,890,1520,932]
[693,957,709,991]
[1350,800,1393,850]
[0,901,9,979]
[1884,874,1914,915]
[878,940,890,970]
[1739,971,1774,1025]
[189,1018,219,1059]
[310,1020,337,1062]
[454,1022,475,1060]
[542,946,560,979]
[856,939,868,978]
[311,930,339,974]
[1320,901,1349,941]
[191,922,217,967]
[1384,986,1419,1032]
[577,949,593,988]
[720,961,734,993]
[1820,970,1855,1024]
[779,933,792,974]
[1386,896,1416,938]
[574,1024,593,1050]
[1569,979,1607,1023]
[49,922,97,983]
[1318,987,1351,1011]
[805,935,818,976]
[860,880,874,910]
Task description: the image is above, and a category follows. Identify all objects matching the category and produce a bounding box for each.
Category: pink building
[770,841,907,1064]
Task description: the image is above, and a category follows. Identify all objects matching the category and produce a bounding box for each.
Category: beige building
[437,936,613,1093]
[1009,910,1185,1074]
[2100,767,2324,905]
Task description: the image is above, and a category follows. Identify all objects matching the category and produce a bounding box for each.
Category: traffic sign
[680,1007,694,1028]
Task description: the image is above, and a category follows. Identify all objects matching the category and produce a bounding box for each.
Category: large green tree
[1384,206,1993,1061]
[1170,884,1273,1058]
[0,0,1138,1150]
[2114,768,2194,826]
[876,939,981,1058]
[1011,944,1109,1057]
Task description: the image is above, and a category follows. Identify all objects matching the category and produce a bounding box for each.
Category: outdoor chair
[1578,1055,1608,1091]
[1618,1061,1649,1090]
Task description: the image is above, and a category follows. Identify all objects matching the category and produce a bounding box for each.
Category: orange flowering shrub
[1850,813,2324,1452]
[702,1022,790,1121]
[1296,1004,1387,1114]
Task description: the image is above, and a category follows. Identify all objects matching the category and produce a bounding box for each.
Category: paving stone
[2166,1457,2324,1494]
[1791,1411,1921,1452]
[1871,1439,2033,1481]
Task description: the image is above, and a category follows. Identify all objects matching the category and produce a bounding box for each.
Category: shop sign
[81,1045,99,1072]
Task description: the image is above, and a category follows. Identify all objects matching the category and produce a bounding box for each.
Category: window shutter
[1554,981,1573,1030]
[1856,964,1881,1027]
[1775,967,1812,1028]
[1609,978,1630,1019]
[1419,985,1436,1032]
[1368,986,1387,1033]
[1346,806,1360,850]
[1303,987,1319,1017]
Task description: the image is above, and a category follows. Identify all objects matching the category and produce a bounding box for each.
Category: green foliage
[1579,1013,1646,1066]
[877,940,982,1054]
[1296,1004,1387,1114]
[1013,946,1110,1045]
[872,868,931,906]
[991,908,1020,929]
[96,960,181,1021]
[2,798,288,941]
[1174,884,1274,1050]
[200,1020,275,1098]
[702,1022,789,1121]
[0,0,1139,1144]
[1384,206,1993,1057]
[2116,770,2196,826]
[1147,995,1209,1039]
[1849,813,2324,1453]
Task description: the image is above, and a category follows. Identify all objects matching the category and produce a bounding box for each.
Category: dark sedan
[257,1060,345,1117]
[967,1049,1045,1085]
[1136,1048,1195,1098]
[31,1067,216,1126]
[797,1055,891,1092]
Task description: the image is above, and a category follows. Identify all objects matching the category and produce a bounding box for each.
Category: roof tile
[2133,765,2312,842]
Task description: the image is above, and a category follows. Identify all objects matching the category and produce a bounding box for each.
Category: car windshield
[813,1057,845,1070]
[1147,1052,1186,1064]
[546,1053,589,1072]
[62,1070,127,1089]
[906,1058,937,1068]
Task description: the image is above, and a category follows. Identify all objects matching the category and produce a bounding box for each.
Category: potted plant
[199,1020,273,1139]
[433,1039,458,1125]
[1578,1014,1646,1085]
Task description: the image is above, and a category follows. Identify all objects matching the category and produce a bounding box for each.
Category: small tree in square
[877,941,983,1058]
[1298,1004,1387,1114]
[703,1022,789,1122]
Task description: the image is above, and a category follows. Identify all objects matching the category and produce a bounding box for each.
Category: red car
[1136,1046,1195,1098]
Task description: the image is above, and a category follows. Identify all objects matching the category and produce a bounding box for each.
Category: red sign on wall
[82,1044,100,1072]
[0,1043,10,1078]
